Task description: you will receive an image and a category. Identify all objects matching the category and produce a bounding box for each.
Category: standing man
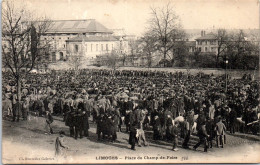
[45,111,54,135]
[171,121,180,151]
[193,121,209,152]
[129,109,138,150]
[229,108,237,134]
[97,113,104,141]
[182,116,191,149]
[22,97,29,120]
[74,109,83,140]
[82,111,89,137]
[215,117,227,148]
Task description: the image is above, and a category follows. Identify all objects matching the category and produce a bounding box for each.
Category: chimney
[201,30,204,37]
[204,31,206,36]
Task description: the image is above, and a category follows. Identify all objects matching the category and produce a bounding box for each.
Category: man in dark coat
[65,110,75,137]
[193,121,209,152]
[229,108,237,134]
[45,111,54,134]
[153,115,162,140]
[166,116,173,141]
[111,112,119,142]
[63,102,71,122]
[82,111,89,137]
[182,116,191,149]
[96,113,105,140]
[125,110,131,133]
[57,97,64,114]
[128,109,138,150]
[205,118,215,148]
[74,109,83,139]
[171,121,180,151]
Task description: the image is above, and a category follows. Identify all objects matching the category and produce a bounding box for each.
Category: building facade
[195,31,218,54]
[41,19,128,64]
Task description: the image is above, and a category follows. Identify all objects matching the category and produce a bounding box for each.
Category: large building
[41,19,128,64]
[195,31,218,54]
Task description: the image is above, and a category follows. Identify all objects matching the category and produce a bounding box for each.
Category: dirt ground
[2,114,260,164]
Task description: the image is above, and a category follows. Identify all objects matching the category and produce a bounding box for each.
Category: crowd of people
[2,68,260,152]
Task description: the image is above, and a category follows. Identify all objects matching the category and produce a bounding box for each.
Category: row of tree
[126,3,258,69]
[102,3,259,70]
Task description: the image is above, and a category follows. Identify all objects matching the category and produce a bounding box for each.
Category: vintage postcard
[1,0,260,164]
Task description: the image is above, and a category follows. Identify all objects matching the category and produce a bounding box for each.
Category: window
[211,47,214,52]
[205,41,207,45]
[210,41,214,45]
[75,45,79,52]
[96,44,98,51]
[205,47,208,52]
[198,47,201,52]
[106,44,108,51]
[67,37,70,39]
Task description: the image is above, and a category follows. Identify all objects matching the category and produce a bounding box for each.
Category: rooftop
[196,33,217,40]
[186,41,196,47]
[46,19,113,34]
[66,35,118,42]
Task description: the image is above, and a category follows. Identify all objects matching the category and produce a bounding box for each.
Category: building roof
[186,41,196,47]
[46,19,113,34]
[66,35,118,42]
[195,33,217,40]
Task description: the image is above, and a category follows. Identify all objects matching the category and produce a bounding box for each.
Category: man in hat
[193,120,209,152]
[153,115,162,140]
[82,111,89,137]
[215,117,226,148]
[171,121,180,151]
[182,115,191,149]
[229,107,237,134]
[96,113,105,141]
[129,108,138,150]
[74,109,83,139]
[45,111,54,134]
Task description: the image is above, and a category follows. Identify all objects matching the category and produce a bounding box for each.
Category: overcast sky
[15,0,260,36]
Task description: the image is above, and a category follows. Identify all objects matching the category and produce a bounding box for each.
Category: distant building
[195,31,218,54]
[186,41,196,53]
[41,19,129,64]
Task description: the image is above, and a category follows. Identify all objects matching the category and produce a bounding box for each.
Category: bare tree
[67,54,84,70]
[106,50,119,70]
[2,0,51,101]
[226,30,259,70]
[128,39,139,66]
[172,40,189,67]
[215,29,229,67]
[148,2,184,66]
[140,34,157,68]
[120,52,127,66]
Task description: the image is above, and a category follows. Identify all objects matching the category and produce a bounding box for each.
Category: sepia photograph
[1,0,260,163]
